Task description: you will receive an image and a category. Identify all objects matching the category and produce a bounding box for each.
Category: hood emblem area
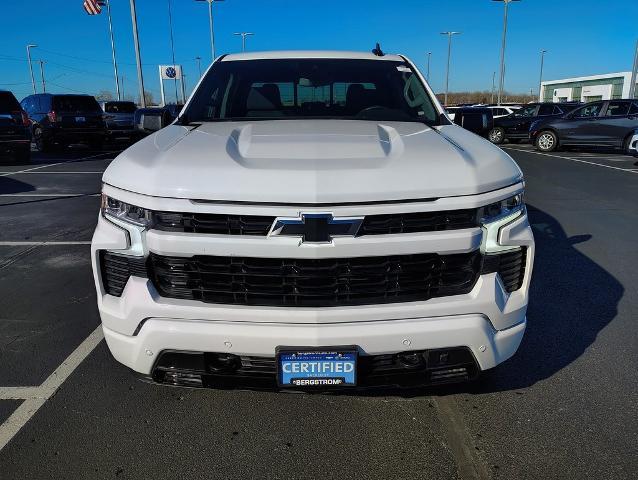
[269,213,364,243]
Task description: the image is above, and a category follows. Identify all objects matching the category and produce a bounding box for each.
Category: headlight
[479,193,524,224]
[479,193,525,254]
[101,194,152,227]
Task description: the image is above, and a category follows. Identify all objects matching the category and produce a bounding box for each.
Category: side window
[630,103,638,115]
[605,101,630,117]
[538,104,554,116]
[572,103,603,118]
[514,106,537,117]
[402,73,437,122]
[552,106,564,115]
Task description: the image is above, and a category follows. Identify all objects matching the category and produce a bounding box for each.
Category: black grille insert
[147,251,482,307]
[481,248,527,292]
[100,251,147,297]
[152,209,479,236]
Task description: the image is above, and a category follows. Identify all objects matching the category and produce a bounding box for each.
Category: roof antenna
[372,43,385,57]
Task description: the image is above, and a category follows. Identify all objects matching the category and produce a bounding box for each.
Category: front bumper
[91,185,534,379]
[103,311,525,377]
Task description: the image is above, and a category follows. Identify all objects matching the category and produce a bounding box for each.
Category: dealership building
[540,72,637,103]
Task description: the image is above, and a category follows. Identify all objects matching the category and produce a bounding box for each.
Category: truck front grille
[151,209,478,236]
[146,251,482,307]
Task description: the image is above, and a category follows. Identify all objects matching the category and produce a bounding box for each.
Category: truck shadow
[0,176,35,194]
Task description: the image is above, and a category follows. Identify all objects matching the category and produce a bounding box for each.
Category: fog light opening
[207,353,241,373]
[398,352,426,369]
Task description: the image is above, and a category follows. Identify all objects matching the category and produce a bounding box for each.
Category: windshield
[104,101,137,113]
[185,59,439,124]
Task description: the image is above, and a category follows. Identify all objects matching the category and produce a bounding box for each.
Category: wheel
[535,130,559,152]
[13,145,31,164]
[488,127,506,145]
[33,127,52,153]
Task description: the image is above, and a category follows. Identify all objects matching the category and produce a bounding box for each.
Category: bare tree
[95,90,114,102]
[437,91,536,106]
[140,90,155,106]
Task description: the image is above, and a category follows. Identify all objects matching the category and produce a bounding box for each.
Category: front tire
[488,127,506,145]
[535,130,559,152]
[33,127,51,153]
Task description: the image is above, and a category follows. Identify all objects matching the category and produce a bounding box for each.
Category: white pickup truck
[91,50,534,389]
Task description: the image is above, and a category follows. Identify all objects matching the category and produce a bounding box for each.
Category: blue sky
[2,0,637,103]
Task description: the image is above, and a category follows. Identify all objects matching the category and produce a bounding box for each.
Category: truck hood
[103,120,522,204]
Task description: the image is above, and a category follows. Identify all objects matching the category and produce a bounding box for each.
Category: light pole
[440,32,461,106]
[104,0,121,100]
[129,0,147,107]
[629,39,638,99]
[538,49,547,102]
[195,56,202,78]
[491,71,496,103]
[195,0,224,62]
[234,32,254,52]
[494,0,520,105]
[26,44,37,94]
[38,60,46,93]
[426,52,432,81]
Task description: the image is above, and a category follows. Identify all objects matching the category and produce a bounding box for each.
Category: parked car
[452,107,494,137]
[21,93,107,152]
[486,105,520,119]
[100,101,140,144]
[488,102,580,145]
[0,90,31,162]
[530,100,638,153]
[92,50,534,390]
[134,104,183,136]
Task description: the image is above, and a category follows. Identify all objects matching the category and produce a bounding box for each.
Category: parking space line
[0,151,117,178]
[0,241,92,246]
[0,326,104,452]
[503,147,638,174]
[0,387,47,400]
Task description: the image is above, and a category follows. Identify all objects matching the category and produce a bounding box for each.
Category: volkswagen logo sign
[165,66,177,79]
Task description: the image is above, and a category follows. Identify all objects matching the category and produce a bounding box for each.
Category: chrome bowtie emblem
[269,213,364,243]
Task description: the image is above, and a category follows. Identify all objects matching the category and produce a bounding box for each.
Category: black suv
[530,100,638,153]
[0,90,31,162]
[488,102,580,145]
[21,94,107,152]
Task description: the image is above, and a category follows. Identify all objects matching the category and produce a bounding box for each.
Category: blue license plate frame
[276,346,358,388]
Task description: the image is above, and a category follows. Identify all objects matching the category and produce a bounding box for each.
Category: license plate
[277,347,357,387]
[75,116,86,122]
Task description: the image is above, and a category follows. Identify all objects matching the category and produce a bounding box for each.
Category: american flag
[83,0,105,15]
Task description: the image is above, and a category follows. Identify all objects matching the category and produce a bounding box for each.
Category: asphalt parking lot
[0,142,637,479]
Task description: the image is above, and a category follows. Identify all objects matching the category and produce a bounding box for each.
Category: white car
[92,50,534,389]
